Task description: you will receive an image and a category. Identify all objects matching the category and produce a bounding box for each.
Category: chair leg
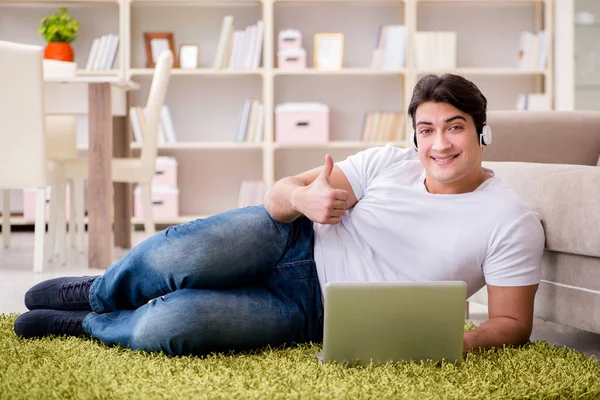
[73,179,85,253]
[55,181,68,265]
[2,189,10,248]
[68,179,76,248]
[46,186,58,262]
[140,183,155,237]
[33,188,46,273]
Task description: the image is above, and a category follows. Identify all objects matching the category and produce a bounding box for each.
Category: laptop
[316,281,467,366]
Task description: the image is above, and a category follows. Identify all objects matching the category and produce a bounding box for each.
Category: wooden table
[45,76,139,269]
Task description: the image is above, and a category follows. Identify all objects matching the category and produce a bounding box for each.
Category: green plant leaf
[38,7,78,43]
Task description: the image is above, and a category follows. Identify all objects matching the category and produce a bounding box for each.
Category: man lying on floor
[15,73,545,357]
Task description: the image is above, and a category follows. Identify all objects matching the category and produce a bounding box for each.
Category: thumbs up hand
[292,154,350,224]
[318,153,335,184]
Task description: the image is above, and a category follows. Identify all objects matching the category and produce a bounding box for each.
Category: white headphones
[412,124,493,152]
[480,124,492,146]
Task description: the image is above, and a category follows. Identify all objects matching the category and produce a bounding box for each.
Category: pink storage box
[134,186,179,220]
[278,29,302,49]
[0,189,25,215]
[153,156,178,188]
[23,187,70,222]
[278,48,307,70]
[275,103,330,144]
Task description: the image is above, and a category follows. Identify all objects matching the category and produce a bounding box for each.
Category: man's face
[414,101,483,192]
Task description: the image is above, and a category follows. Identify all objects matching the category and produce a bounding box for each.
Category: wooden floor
[1,231,599,359]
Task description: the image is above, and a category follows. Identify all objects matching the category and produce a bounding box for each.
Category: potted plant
[38,7,79,62]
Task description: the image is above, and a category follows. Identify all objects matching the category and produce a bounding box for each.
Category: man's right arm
[264,154,358,224]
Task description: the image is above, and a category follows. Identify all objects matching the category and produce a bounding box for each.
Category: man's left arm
[463,283,538,353]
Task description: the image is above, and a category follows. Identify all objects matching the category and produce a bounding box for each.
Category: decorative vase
[43,42,74,62]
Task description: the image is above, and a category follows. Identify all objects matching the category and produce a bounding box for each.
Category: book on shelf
[361,111,405,143]
[213,16,264,69]
[237,180,265,208]
[413,31,457,70]
[371,25,407,70]
[85,34,120,71]
[130,105,178,145]
[518,30,547,70]
[516,94,551,111]
[235,99,264,143]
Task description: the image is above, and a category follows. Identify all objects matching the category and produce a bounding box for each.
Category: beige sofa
[471,111,600,335]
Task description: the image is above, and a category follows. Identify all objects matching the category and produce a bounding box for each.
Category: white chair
[45,115,83,261]
[0,40,63,272]
[61,50,174,246]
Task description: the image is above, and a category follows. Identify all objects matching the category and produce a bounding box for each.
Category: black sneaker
[24,276,99,311]
[14,309,91,339]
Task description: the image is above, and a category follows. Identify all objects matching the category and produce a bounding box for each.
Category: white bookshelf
[130,68,264,76]
[0,0,554,227]
[273,68,407,76]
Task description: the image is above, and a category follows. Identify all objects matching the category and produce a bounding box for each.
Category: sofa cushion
[541,251,600,292]
[483,161,600,258]
[534,281,600,334]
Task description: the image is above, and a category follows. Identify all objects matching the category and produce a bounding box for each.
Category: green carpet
[1,314,599,399]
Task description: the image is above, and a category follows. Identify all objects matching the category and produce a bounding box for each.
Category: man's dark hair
[407,74,488,134]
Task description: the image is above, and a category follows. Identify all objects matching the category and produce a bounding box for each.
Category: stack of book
[361,111,405,142]
[235,99,264,143]
[129,105,178,145]
[237,180,265,208]
[213,16,264,69]
[413,32,457,70]
[517,30,548,70]
[371,25,407,70]
[85,34,120,71]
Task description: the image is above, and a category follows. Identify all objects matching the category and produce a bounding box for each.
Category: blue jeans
[82,205,324,357]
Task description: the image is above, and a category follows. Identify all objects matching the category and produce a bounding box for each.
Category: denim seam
[88,278,103,313]
[276,260,317,280]
[81,313,92,335]
[277,259,315,267]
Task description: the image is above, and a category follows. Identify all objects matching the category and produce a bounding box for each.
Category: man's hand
[463,284,538,353]
[291,155,350,224]
[264,153,357,224]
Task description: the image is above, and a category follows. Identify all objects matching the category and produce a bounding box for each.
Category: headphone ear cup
[481,125,492,146]
[411,131,418,152]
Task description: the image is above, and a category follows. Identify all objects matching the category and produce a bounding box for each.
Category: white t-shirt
[312,144,545,300]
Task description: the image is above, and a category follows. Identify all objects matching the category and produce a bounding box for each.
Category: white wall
[555,0,575,110]
[574,0,600,111]
[555,0,600,111]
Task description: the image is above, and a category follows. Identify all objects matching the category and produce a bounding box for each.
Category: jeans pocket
[275,260,318,280]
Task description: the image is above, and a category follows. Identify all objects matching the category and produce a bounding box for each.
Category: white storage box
[43,59,77,80]
[278,29,302,49]
[275,103,330,144]
[134,186,179,220]
[153,156,178,188]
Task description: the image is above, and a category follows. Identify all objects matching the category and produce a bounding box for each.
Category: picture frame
[179,44,199,69]
[314,33,344,70]
[144,32,178,68]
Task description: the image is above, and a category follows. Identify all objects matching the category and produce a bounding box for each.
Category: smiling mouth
[431,154,460,164]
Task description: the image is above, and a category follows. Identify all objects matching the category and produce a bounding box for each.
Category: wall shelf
[416,68,548,76]
[273,141,408,149]
[129,68,264,76]
[273,68,407,76]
